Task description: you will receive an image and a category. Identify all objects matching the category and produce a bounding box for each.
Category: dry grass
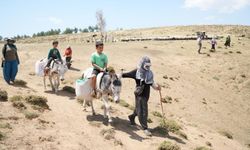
[0,123,12,129]
[100,128,115,140]
[162,96,173,104]
[14,79,27,87]
[24,95,49,111]
[194,146,211,150]
[119,99,130,108]
[158,141,180,150]
[24,111,39,120]
[0,89,8,102]
[152,111,163,118]
[0,131,6,141]
[219,130,233,139]
[147,118,153,123]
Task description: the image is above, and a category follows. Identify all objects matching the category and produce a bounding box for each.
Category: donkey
[82,68,122,123]
[43,59,68,93]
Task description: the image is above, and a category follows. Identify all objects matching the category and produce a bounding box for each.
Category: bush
[62,86,75,94]
[100,128,115,140]
[24,111,39,120]
[10,95,23,102]
[0,89,8,102]
[25,95,49,111]
[160,119,182,133]
[158,141,180,150]
[0,131,5,141]
[12,101,26,110]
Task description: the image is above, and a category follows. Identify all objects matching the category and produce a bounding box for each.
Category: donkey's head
[53,59,68,81]
[110,73,122,103]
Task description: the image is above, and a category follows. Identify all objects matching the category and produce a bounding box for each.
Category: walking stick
[159,90,165,119]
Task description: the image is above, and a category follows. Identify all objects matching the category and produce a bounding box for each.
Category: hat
[95,40,103,47]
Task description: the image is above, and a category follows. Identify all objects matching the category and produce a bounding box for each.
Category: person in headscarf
[121,56,161,136]
[2,38,20,84]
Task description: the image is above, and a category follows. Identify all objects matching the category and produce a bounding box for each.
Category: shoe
[144,129,152,136]
[128,115,136,125]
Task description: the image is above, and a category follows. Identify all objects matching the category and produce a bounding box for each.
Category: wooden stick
[159,90,165,119]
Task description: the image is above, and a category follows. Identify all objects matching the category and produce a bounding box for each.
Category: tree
[63,28,74,34]
[0,36,3,41]
[74,27,78,34]
[96,10,106,41]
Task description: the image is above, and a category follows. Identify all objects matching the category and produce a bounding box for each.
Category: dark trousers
[198,43,202,53]
[131,95,149,130]
[211,44,215,50]
[66,57,71,62]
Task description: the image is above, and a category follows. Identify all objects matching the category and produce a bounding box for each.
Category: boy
[64,45,72,63]
[45,41,62,73]
[91,41,108,96]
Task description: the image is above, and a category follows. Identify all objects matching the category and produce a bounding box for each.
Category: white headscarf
[136,56,154,84]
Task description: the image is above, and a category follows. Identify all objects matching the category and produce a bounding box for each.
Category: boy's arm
[92,62,104,71]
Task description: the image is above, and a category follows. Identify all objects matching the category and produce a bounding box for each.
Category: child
[91,41,108,96]
[211,37,217,51]
[45,41,62,73]
[64,45,72,63]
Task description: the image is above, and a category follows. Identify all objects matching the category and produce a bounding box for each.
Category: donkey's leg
[43,76,46,91]
[49,75,54,91]
[83,99,87,111]
[102,94,112,123]
[90,99,96,115]
[55,75,59,93]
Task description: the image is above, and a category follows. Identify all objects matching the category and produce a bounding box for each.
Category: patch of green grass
[236,51,242,54]
[62,86,75,94]
[194,146,211,150]
[24,111,39,120]
[0,89,8,102]
[14,79,27,87]
[162,96,172,104]
[219,130,233,139]
[0,123,12,129]
[24,95,49,111]
[152,111,163,118]
[158,141,180,150]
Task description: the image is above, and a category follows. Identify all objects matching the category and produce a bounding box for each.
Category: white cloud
[184,0,250,13]
[48,17,63,25]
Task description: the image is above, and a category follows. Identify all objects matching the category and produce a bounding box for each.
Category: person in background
[211,37,217,52]
[64,45,72,63]
[122,56,161,136]
[197,36,203,54]
[225,35,231,48]
[1,38,20,84]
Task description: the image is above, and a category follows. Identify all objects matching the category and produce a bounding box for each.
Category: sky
[1,0,250,37]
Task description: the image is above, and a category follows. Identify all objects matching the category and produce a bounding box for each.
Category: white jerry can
[35,58,47,76]
[75,78,93,100]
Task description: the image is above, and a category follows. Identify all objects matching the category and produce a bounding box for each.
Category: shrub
[10,95,23,102]
[0,123,12,129]
[160,119,182,133]
[152,111,163,118]
[14,79,27,87]
[158,141,180,150]
[24,95,49,111]
[0,89,8,102]
[62,86,75,94]
[12,101,26,110]
[24,111,39,120]
[100,128,115,140]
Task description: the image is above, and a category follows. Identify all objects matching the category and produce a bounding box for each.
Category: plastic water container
[75,78,92,100]
[35,58,47,76]
[82,67,94,79]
